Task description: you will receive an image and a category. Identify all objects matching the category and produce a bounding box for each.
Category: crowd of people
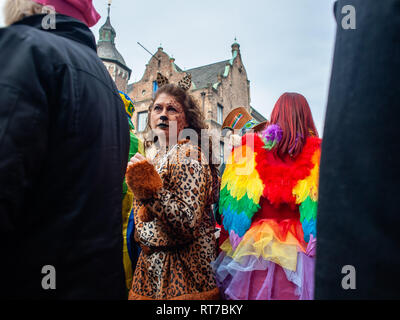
[0,0,399,300]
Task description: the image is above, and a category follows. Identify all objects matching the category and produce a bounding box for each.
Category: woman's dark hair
[146,84,208,141]
[145,84,220,202]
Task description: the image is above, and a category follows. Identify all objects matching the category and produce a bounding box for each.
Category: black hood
[13,13,97,52]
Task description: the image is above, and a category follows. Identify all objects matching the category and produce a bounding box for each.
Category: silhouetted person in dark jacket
[316,0,400,299]
[0,0,129,299]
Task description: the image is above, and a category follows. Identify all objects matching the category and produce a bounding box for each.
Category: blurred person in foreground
[315,0,400,299]
[0,0,129,299]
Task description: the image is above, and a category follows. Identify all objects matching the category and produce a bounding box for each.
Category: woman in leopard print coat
[126,84,220,300]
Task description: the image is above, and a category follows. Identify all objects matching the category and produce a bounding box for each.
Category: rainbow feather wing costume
[214,126,321,300]
[219,133,265,242]
[292,147,320,242]
[219,131,321,245]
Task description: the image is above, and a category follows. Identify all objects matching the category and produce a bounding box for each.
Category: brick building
[96,4,267,164]
[127,43,267,163]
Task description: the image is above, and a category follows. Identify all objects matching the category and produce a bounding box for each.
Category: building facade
[96,5,267,164]
[128,43,266,136]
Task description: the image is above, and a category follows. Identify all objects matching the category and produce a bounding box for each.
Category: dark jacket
[315,0,400,299]
[0,14,129,299]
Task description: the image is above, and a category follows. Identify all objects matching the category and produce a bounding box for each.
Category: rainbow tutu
[212,219,316,300]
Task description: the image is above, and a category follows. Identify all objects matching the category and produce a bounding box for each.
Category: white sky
[0,0,337,135]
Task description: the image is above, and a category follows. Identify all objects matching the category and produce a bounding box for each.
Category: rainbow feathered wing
[219,131,321,246]
[219,134,265,246]
[292,146,320,243]
[215,129,321,299]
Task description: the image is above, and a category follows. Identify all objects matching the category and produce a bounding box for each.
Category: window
[137,111,148,133]
[220,141,225,165]
[153,81,158,92]
[152,81,158,99]
[217,104,223,125]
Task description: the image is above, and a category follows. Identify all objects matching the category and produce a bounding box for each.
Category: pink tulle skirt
[211,236,315,300]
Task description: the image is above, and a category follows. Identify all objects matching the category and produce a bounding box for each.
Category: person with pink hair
[213,92,321,300]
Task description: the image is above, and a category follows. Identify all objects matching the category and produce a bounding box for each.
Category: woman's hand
[128,153,147,167]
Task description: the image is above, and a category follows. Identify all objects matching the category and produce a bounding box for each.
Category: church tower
[97,1,131,92]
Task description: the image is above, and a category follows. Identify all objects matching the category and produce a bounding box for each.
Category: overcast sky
[0,0,337,135]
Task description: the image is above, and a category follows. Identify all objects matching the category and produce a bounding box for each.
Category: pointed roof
[182,40,241,89]
[128,41,241,92]
[185,60,230,89]
[97,3,130,73]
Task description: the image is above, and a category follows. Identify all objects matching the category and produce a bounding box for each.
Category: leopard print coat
[126,141,219,300]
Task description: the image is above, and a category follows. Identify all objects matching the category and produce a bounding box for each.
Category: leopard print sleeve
[141,142,213,246]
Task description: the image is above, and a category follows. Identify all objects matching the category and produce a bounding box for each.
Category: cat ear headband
[156,72,192,91]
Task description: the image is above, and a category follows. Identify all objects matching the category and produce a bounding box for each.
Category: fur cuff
[126,160,163,201]
[138,205,154,223]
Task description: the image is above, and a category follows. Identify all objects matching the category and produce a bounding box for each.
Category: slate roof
[185,60,230,89]
[97,41,128,68]
[172,63,183,72]
[97,14,129,70]
[127,52,234,93]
